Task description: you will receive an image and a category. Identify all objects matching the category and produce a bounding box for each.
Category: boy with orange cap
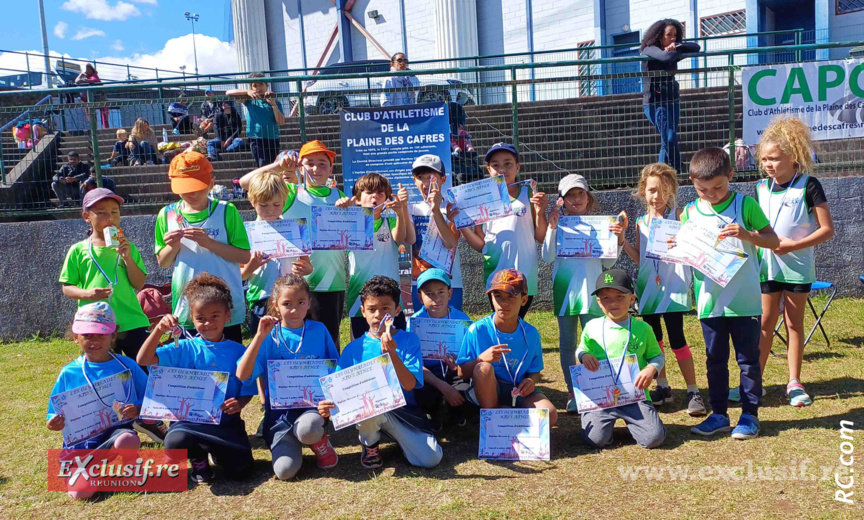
[155,152,252,343]
[239,140,348,348]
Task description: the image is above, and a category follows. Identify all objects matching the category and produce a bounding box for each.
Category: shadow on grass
[208,460,275,496]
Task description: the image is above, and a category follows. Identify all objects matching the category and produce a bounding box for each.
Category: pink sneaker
[310,434,338,469]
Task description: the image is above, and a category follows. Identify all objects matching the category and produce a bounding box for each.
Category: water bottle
[232,178,244,199]
[162,128,168,143]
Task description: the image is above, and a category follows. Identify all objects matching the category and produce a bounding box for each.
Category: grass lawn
[1,296,862,519]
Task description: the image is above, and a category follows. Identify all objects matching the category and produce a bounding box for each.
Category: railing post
[794,30,802,62]
[296,79,306,143]
[89,109,104,188]
[0,134,6,186]
[127,64,131,81]
[366,76,373,106]
[702,38,708,87]
[25,52,31,89]
[727,54,736,170]
[510,67,519,147]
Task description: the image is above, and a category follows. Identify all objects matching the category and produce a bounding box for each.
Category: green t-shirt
[154,199,250,255]
[59,240,150,332]
[680,194,769,232]
[243,99,283,140]
[576,317,662,402]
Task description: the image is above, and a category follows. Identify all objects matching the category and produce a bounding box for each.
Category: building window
[700,10,746,37]
[837,0,864,15]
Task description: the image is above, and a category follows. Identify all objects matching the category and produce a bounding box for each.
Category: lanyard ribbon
[767,172,799,230]
[600,317,632,386]
[273,322,306,356]
[80,353,133,409]
[493,317,530,386]
[87,237,120,302]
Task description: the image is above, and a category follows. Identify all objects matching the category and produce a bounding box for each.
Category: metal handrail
[0,95,53,185]
[3,39,858,98]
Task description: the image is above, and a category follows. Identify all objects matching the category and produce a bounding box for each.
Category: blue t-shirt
[243,99,283,140]
[457,315,544,385]
[337,330,424,407]
[156,337,257,400]
[112,140,130,158]
[47,354,148,420]
[408,306,471,377]
[244,320,339,394]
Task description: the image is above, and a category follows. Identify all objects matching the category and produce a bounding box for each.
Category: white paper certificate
[140,366,229,424]
[556,215,619,258]
[267,359,337,409]
[446,176,513,230]
[318,354,407,430]
[244,218,312,258]
[661,220,748,287]
[50,371,134,446]
[418,217,457,275]
[569,354,646,412]
[645,218,681,260]
[309,205,374,251]
[478,408,551,461]
[409,318,471,361]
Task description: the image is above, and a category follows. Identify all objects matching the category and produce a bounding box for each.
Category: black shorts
[760,281,812,294]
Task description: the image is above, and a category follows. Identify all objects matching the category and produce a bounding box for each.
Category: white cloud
[54,21,68,39]
[99,34,238,79]
[110,40,124,51]
[72,27,106,41]
[129,0,158,4]
[61,0,140,22]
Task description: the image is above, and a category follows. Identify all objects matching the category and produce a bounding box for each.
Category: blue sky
[1,0,236,80]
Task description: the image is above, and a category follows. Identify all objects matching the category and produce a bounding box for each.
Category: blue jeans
[207,137,245,160]
[701,316,763,417]
[643,100,681,172]
[357,411,443,468]
[558,314,599,395]
[130,140,158,164]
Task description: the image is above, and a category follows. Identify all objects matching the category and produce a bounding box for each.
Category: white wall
[829,8,864,59]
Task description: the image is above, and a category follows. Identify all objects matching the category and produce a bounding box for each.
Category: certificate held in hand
[409,318,471,361]
[446,176,513,230]
[478,408,551,461]
[267,359,336,409]
[140,366,229,425]
[569,354,646,413]
[318,354,406,430]
[244,218,312,258]
[645,218,681,260]
[661,220,747,287]
[309,206,374,251]
[50,371,134,446]
[556,215,619,258]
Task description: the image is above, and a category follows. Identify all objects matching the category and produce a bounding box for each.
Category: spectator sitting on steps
[126,118,161,166]
[108,129,131,166]
[52,151,91,205]
[168,93,193,135]
[206,101,245,161]
[80,165,116,198]
[198,89,220,137]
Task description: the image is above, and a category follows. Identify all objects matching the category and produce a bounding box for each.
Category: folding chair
[773,280,837,349]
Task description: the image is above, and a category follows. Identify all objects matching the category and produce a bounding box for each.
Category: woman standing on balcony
[380,53,419,107]
[640,19,700,173]
[76,64,110,129]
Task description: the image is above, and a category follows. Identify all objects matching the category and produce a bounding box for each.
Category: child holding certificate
[408,268,471,429]
[619,164,705,416]
[154,152,251,343]
[576,270,666,449]
[237,274,339,479]
[138,274,257,483]
[678,148,779,440]
[456,269,558,427]
[47,303,148,500]
[318,276,443,470]
[238,141,347,348]
[541,174,627,413]
[754,117,834,408]
[460,143,548,317]
[409,154,463,311]
[341,173,416,339]
[59,188,150,361]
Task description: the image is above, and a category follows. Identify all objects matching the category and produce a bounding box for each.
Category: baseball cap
[484,142,519,163]
[82,187,124,211]
[486,268,528,297]
[168,151,213,194]
[558,174,589,197]
[412,154,444,175]
[299,140,337,163]
[204,89,214,95]
[72,302,117,335]
[138,287,171,323]
[417,268,451,290]
[592,269,634,295]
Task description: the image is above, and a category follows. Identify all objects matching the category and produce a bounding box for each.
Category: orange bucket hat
[168,151,214,194]
[298,140,336,163]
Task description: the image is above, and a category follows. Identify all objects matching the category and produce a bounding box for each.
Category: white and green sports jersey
[346,217,399,317]
[682,193,766,318]
[636,214,692,315]
[287,183,348,292]
[756,175,817,284]
[482,185,538,295]
[541,225,614,316]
